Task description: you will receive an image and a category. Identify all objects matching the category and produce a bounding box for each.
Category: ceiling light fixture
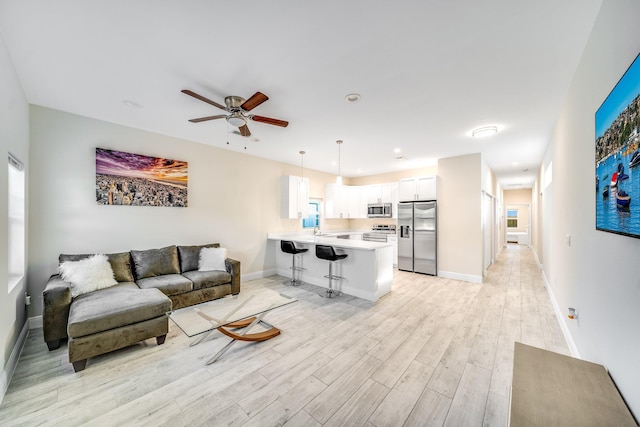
[345,93,361,103]
[299,150,305,178]
[336,140,343,185]
[226,113,246,127]
[471,125,498,138]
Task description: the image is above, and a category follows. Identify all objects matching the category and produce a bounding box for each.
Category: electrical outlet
[565,234,571,246]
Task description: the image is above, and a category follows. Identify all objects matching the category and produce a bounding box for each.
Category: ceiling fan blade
[241,92,268,111]
[188,115,227,123]
[181,89,227,111]
[238,124,251,137]
[251,115,289,127]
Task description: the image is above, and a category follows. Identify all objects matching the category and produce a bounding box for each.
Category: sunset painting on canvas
[95,148,188,207]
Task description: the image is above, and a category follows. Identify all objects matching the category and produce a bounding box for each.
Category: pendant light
[336,140,343,185]
[299,150,307,192]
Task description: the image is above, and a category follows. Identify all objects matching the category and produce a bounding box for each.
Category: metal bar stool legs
[281,240,308,286]
[315,245,348,298]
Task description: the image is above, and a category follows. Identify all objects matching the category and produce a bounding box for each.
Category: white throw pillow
[59,254,118,298]
[198,247,227,272]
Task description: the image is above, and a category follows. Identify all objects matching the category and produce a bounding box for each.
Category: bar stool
[315,245,348,298]
[280,240,308,286]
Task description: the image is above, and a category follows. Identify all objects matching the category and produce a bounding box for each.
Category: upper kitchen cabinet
[398,176,437,201]
[366,183,397,204]
[326,184,367,219]
[281,175,309,219]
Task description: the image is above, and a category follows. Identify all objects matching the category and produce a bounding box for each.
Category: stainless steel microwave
[367,203,392,218]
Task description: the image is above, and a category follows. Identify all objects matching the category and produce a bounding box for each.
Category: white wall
[0,31,29,401]
[542,0,640,416]
[438,153,483,282]
[27,106,341,318]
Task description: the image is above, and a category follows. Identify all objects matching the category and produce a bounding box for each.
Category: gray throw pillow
[177,243,220,273]
[130,245,180,280]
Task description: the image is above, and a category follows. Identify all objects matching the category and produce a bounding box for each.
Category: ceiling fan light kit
[226,114,246,127]
[182,89,289,139]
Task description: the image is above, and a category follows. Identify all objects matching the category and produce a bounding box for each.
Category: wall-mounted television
[595,52,640,238]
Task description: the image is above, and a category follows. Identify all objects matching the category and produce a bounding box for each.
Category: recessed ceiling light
[393,148,402,154]
[512,161,519,166]
[345,93,361,103]
[471,125,498,138]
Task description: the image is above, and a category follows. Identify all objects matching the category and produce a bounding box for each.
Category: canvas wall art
[596,53,640,238]
[96,148,188,207]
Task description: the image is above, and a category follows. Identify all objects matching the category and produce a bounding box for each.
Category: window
[303,201,319,228]
[8,153,25,292]
[507,209,518,228]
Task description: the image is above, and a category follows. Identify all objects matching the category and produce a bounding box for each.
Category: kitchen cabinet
[366,183,397,204]
[326,184,367,219]
[388,235,398,266]
[281,175,309,219]
[398,176,437,201]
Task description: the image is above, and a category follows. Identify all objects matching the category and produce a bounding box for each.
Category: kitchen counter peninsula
[267,233,394,301]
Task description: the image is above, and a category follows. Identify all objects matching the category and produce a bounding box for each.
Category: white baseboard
[241,269,277,282]
[438,270,483,284]
[1,320,29,404]
[540,270,580,358]
[29,315,43,329]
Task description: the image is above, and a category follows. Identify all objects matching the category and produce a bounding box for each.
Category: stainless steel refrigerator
[398,201,437,275]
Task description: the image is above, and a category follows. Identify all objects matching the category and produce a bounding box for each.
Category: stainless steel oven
[363,224,396,242]
[362,232,388,242]
[367,203,392,218]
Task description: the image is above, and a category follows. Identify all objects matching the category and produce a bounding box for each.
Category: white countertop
[267,232,393,250]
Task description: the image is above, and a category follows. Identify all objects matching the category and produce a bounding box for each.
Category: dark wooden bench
[510,342,636,426]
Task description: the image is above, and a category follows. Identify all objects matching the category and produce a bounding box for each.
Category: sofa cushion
[131,245,180,280]
[59,254,118,298]
[181,270,232,291]
[136,274,193,296]
[177,243,220,273]
[59,252,135,283]
[67,283,171,338]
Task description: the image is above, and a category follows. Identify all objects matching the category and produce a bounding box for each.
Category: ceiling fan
[182,89,289,137]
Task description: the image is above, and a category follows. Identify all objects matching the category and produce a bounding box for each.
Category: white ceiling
[0,0,603,188]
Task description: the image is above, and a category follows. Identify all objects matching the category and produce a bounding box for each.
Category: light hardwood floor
[0,244,569,426]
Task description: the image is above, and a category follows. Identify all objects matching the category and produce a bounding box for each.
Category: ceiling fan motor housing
[225,95,246,109]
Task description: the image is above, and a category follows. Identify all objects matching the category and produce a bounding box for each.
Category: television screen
[595,53,640,238]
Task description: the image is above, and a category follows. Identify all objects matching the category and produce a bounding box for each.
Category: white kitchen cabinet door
[365,184,382,203]
[398,178,418,201]
[346,185,367,218]
[281,175,309,219]
[380,183,394,203]
[388,235,398,266]
[416,176,436,200]
[398,176,437,201]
